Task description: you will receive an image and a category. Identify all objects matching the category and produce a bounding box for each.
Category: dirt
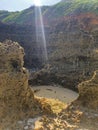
[31,85,79,104]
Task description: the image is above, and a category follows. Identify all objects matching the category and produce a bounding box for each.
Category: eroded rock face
[0,40,35,122]
[78,70,98,109]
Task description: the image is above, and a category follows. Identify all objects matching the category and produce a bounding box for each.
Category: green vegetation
[2,12,19,23]
[64,0,98,15]
[47,0,98,18]
[0,0,98,24]
[0,6,49,24]
[0,7,35,24]
[0,11,10,20]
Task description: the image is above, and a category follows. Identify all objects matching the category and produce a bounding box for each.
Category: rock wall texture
[0,11,98,90]
[0,40,35,126]
[77,70,98,109]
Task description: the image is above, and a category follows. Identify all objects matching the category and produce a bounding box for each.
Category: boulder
[78,70,98,109]
[0,40,35,123]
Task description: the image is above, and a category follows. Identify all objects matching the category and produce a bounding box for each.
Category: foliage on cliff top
[0,0,98,24]
[0,6,49,24]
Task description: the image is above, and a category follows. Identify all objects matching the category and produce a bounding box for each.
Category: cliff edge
[0,40,36,129]
[78,70,98,109]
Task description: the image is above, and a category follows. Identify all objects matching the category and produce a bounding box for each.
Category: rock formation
[77,70,98,109]
[0,40,36,128]
[0,0,98,90]
[0,39,98,130]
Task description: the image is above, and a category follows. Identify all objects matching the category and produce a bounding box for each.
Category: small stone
[30,125,34,129]
[27,122,31,126]
[24,126,29,130]
[28,118,33,123]
[94,114,98,117]
[18,121,23,124]
[28,118,36,123]
[85,112,89,116]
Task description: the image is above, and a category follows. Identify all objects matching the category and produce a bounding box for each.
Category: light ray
[34,0,48,63]
[34,0,41,6]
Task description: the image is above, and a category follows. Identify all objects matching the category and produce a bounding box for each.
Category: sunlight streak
[34,0,41,6]
[34,1,48,63]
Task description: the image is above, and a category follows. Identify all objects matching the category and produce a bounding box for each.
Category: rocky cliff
[0,0,98,90]
[0,40,98,130]
[29,14,98,90]
[78,70,98,109]
[46,13,98,90]
[29,70,98,130]
[48,71,98,130]
[0,40,37,129]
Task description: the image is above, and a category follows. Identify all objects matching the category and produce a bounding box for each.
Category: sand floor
[31,85,79,104]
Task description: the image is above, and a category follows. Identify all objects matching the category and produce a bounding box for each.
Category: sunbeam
[34,0,48,63]
[34,0,41,6]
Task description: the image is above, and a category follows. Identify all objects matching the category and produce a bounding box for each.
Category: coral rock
[78,70,98,109]
[0,40,35,121]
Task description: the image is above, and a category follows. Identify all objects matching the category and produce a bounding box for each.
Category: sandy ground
[31,85,79,104]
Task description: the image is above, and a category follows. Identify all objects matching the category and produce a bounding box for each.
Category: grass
[0,0,98,24]
[0,11,10,20]
[53,0,98,16]
[2,12,19,23]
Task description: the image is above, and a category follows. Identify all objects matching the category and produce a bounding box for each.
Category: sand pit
[31,85,78,103]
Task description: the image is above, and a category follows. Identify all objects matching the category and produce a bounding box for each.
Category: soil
[31,85,79,104]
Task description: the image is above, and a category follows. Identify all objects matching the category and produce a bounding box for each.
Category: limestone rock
[0,40,35,122]
[78,70,98,109]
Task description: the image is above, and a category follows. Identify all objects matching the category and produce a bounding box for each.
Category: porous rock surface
[78,70,98,109]
[0,40,35,127]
